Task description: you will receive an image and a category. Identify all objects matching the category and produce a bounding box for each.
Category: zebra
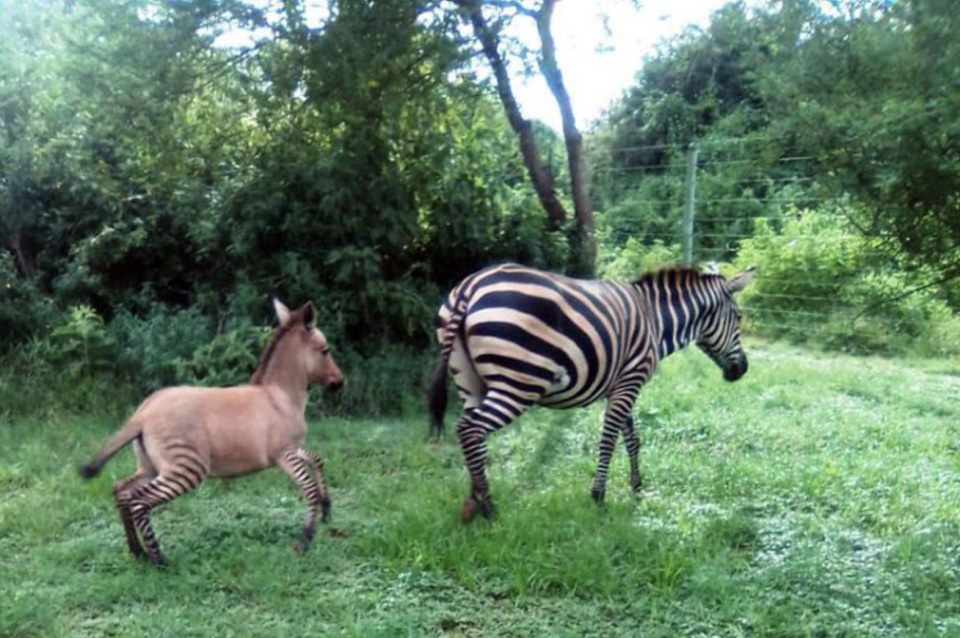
[427,262,756,522]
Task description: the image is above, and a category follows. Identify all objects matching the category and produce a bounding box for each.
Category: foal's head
[270,299,344,390]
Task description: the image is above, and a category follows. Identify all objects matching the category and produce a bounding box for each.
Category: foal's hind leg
[112,473,151,559]
[278,447,329,552]
[127,474,203,566]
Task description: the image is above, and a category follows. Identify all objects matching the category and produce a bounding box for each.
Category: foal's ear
[727,266,756,294]
[301,301,317,330]
[273,298,292,327]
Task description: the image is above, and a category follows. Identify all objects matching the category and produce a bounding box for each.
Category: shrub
[0,252,56,354]
[734,204,960,356]
[172,322,271,388]
[108,303,215,393]
[598,238,683,280]
[329,344,435,418]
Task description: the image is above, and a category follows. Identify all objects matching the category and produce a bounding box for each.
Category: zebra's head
[695,267,756,382]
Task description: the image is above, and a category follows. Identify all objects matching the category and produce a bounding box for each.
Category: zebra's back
[439,263,656,409]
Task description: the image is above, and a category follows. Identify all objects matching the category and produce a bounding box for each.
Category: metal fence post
[681,142,699,266]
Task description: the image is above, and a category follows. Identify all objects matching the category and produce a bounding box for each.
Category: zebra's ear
[701,261,721,275]
[300,301,317,330]
[727,266,756,294]
[273,298,292,327]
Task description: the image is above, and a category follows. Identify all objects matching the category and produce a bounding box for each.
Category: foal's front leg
[278,447,329,551]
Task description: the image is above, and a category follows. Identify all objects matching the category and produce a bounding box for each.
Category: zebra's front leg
[278,448,328,552]
[591,390,640,503]
[622,413,643,493]
[590,420,620,504]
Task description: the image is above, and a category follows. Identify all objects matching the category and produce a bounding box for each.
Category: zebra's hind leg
[456,389,533,523]
[112,473,151,559]
[127,474,203,566]
[278,447,330,552]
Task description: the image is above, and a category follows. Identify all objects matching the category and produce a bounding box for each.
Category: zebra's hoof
[296,526,316,553]
[479,498,496,519]
[590,488,606,504]
[461,495,480,523]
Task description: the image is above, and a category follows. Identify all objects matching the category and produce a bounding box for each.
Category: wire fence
[594,137,898,345]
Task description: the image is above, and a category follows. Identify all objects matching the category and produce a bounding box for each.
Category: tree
[454,0,595,273]
[592,0,960,288]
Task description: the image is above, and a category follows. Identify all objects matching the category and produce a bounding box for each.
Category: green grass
[2,342,960,637]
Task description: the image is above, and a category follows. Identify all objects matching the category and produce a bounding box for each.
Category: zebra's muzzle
[723,356,748,382]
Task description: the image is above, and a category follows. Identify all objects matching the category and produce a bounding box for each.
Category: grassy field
[2,342,959,637]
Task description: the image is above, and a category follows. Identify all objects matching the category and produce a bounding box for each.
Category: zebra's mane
[631,267,722,286]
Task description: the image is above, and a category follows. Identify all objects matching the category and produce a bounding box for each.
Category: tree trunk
[535,0,595,273]
[458,0,567,229]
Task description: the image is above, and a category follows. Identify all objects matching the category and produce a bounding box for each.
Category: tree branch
[534,0,595,270]
[456,0,566,228]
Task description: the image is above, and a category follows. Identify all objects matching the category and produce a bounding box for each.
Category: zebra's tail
[427,352,449,440]
[78,417,144,479]
[427,292,467,440]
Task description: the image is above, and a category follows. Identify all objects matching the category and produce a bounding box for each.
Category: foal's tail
[427,291,467,440]
[78,417,143,479]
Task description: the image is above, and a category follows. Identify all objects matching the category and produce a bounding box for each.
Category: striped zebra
[427,262,756,522]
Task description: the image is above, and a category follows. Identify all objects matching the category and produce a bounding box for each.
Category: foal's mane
[249,308,304,385]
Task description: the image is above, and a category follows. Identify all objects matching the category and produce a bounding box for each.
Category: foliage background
[1,0,958,418]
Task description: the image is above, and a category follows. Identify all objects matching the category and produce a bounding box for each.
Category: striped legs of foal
[112,473,151,559]
[277,447,330,551]
[456,389,534,523]
[124,472,204,565]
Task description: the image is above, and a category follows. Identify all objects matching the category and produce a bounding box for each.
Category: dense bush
[597,238,683,281]
[734,205,960,356]
[0,298,437,420]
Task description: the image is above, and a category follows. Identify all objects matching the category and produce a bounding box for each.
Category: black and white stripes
[428,263,755,521]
